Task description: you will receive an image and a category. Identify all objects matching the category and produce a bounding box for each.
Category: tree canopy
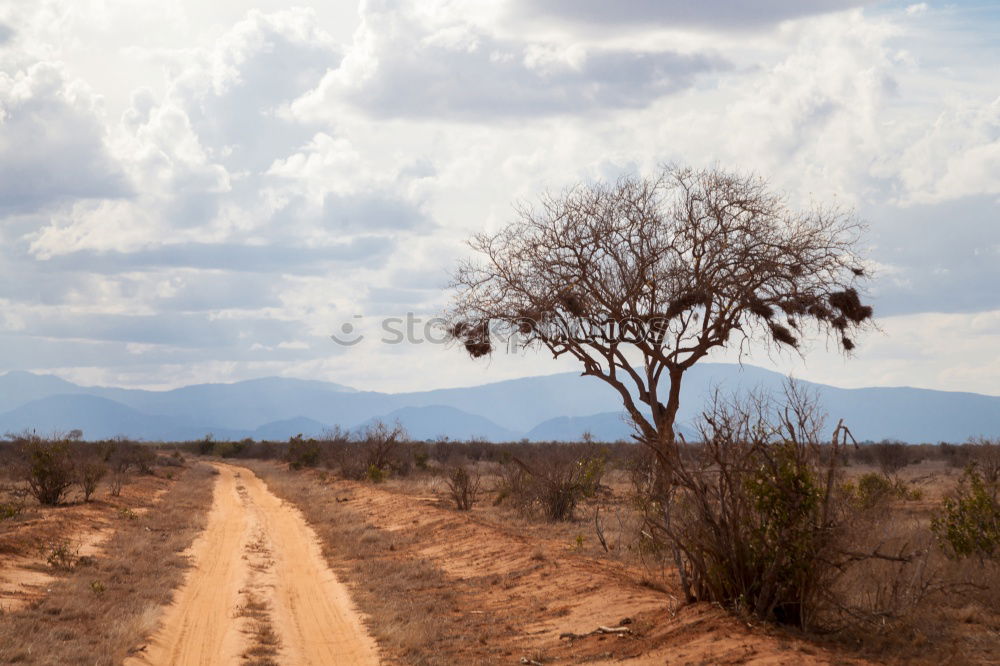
[448,165,873,449]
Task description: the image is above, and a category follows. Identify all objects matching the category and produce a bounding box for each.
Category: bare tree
[448,165,873,463]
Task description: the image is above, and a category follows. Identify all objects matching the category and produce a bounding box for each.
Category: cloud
[292,1,728,121]
[892,96,1000,204]
[11,308,303,349]
[0,0,997,396]
[867,195,1000,316]
[0,63,130,213]
[165,8,342,170]
[35,238,396,274]
[506,0,873,32]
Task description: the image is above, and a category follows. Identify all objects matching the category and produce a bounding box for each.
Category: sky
[0,0,998,395]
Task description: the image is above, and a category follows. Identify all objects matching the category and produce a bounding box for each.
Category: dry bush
[637,383,936,630]
[444,465,481,511]
[969,437,1000,486]
[17,434,76,506]
[328,421,408,481]
[43,539,81,570]
[0,482,28,521]
[871,441,910,476]
[497,446,606,521]
[105,438,153,497]
[77,458,107,502]
[825,516,939,634]
[286,433,321,470]
[932,463,1000,561]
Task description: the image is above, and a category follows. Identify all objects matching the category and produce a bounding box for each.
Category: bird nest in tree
[828,288,873,324]
[665,290,710,319]
[448,321,493,358]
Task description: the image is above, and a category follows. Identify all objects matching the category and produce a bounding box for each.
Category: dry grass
[0,463,215,665]
[236,592,280,666]
[253,455,1000,665]
[817,463,1000,664]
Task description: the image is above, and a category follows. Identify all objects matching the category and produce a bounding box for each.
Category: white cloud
[0,0,998,396]
[291,0,728,122]
[0,62,129,212]
[505,0,874,32]
[894,96,1000,203]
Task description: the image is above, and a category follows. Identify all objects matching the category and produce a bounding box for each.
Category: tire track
[128,464,378,665]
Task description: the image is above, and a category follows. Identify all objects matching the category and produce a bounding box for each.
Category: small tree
[360,420,406,478]
[77,459,107,502]
[448,165,873,466]
[105,438,147,497]
[20,436,76,506]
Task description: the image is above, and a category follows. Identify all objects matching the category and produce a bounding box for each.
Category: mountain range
[0,364,997,443]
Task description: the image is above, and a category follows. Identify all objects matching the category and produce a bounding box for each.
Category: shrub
[413,444,430,471]
[493,459,531,509]
[44,540,80,570]
[77,460,107,502]
[0,501,22,521]
[214,440,248,458]
[932,464,1000,561]
[444,465,481,511]
[640,384,862,629]
[330,421,407,481]
[197,434,216,455]
[508,448,606,521]
[286,434,320,470]
[853,472,895,509]
[105,438,150,497]
[0,483,27,521]
[970,437,1000,485]
[365,463,386,483]
[360,420,405,478]
[872,441,909,476]
[21,437,76,506]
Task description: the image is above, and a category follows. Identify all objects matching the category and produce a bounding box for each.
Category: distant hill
[0,364,998,442]
[0,394,219,441]
[0,371,91,414]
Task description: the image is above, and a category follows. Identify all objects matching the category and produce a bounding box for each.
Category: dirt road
[128,464,378,665]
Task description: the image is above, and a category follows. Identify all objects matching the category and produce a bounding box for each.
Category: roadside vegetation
[0,446,214,665]
[175,423,1000,663]
[2,423,999,662]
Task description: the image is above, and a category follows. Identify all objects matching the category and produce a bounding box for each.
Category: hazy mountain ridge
[0,365,997,442]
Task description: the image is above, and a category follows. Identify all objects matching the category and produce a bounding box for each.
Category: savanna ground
[1,434,999,665]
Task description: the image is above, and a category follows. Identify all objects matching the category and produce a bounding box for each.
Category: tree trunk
[658,368,684,451]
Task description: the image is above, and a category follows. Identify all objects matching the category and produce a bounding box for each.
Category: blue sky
[0,0,998,394]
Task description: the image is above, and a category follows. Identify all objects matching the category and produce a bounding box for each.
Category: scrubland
[1,428,999,665]
[0,439,213,664]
